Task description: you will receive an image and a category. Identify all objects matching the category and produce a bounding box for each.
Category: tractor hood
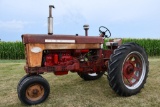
[22,34,104,44]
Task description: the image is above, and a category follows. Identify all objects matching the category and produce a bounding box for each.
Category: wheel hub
[26,84,44,101]
[123,62,134,79]
[33,89,39,94]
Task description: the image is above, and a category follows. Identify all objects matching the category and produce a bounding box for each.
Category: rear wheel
[78,71,105,81]
[17,76,50,105]
[107,42,149,96]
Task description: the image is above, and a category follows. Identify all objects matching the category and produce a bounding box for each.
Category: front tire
[17,74,42,92]
[107,42,149,96]
[17,76,50,105]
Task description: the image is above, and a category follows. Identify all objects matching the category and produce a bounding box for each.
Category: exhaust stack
[83,25,89,36]
[48,5,55,35]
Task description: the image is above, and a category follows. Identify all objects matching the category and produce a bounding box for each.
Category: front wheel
[17,76,50,105]
[107,42,149,96]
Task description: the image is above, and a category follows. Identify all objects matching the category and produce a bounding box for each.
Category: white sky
[0,0,160,41]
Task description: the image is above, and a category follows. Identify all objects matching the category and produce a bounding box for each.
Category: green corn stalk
[0,41,24,59]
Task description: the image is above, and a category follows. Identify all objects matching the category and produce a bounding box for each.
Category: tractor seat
[106,42,118,46]
[106,38,122,46]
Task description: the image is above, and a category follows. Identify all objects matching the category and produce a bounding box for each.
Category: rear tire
[78,71,105,81]
[17,76,50,105]
[107,42,149,96]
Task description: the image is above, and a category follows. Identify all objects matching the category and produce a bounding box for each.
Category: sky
[0,0,160,41]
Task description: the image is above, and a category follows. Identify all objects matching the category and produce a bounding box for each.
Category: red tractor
[17,5,149,105]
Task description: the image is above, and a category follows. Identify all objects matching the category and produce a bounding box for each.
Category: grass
[0,57,160,107]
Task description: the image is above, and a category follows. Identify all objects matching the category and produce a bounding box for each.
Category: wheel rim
[122,51,146,89]
[88,73,98,76]
[26,83,44,101]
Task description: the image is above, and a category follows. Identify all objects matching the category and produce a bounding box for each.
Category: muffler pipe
[83,25,89,36]
[48,5,55,35]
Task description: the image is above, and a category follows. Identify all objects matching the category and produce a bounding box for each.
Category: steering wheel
[99,26,111,38]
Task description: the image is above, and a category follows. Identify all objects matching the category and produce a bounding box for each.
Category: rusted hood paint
[22,34,104,44]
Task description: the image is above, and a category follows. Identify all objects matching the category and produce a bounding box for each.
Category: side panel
[76,44,100,49]
[45,44,76,49]
[45,43,100,49]
[26,44,45,67]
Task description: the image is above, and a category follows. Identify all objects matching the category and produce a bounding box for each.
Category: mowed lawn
[0,57,160,107]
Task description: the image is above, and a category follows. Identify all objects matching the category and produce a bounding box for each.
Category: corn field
[0,41,24,59]
[122,38,160,56]
[0,38,160,59]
